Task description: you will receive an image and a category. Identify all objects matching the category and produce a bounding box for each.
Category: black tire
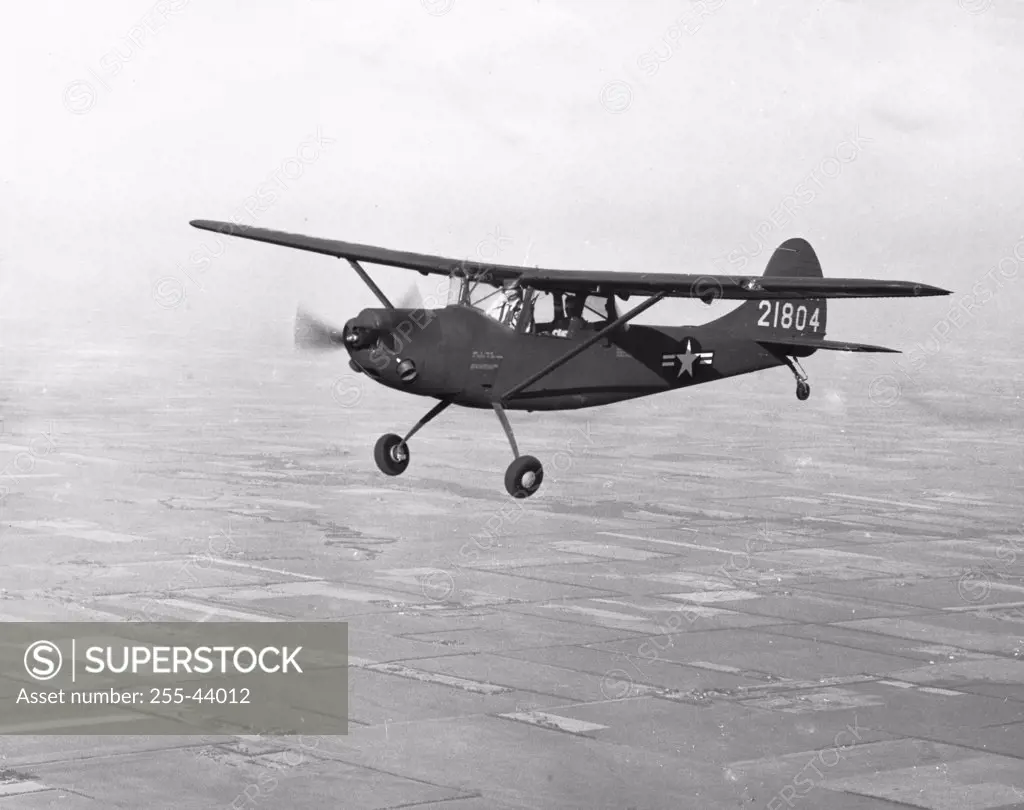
[374,433,409,476]
[504,455,543,498]
[796,381,810,401]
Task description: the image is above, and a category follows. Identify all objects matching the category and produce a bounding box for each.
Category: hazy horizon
[3,0,1023,361]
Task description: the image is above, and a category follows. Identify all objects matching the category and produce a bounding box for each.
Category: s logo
[24,640,63,681]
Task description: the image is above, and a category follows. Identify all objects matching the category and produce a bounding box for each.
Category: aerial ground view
[1,1,1023,808]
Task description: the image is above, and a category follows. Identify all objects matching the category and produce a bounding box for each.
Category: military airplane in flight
[190,219,950,498]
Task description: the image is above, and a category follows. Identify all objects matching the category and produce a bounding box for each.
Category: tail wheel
[796,381,810,401]
[374,433,410,476]
[505,455,543,498]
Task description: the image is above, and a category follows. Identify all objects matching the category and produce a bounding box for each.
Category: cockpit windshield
[458,277,525,328]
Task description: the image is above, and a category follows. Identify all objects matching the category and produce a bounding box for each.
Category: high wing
[190,219,523,285]
[189,220,951,300]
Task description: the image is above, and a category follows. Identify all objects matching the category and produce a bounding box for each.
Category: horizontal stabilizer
[757,336,900,354]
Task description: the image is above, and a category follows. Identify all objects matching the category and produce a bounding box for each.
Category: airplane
[190,219,951,498]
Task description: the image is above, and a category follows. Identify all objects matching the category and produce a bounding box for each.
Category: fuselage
[344,304,787,410]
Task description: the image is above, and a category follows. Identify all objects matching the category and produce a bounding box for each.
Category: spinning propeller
[395,281,424,310]
[294,308,347,351]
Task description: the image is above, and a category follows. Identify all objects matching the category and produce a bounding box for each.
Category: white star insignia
[661,340,714,378]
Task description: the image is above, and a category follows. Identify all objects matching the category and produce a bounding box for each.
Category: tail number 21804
[757,302,820,332]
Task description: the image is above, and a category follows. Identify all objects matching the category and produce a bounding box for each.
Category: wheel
[504,455,544,498]
[796,381,810,401]
[374,433,409,476]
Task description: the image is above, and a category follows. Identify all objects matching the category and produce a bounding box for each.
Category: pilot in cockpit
[564,294,586,334]
[485,284,523,327]
[537,292,615,337]
[537,293,580,337]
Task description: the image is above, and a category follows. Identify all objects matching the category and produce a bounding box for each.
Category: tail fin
[710,238,828,341]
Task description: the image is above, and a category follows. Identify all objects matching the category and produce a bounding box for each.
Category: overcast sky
[2,0,1022,353]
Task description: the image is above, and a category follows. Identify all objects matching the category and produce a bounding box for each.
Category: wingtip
[190,219,245,235]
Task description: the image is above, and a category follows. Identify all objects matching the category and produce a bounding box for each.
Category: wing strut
[347,259,394,310]
[500,292,667,403]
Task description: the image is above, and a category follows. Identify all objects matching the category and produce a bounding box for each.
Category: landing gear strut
[493,403,543,498]
[783,356,811,401]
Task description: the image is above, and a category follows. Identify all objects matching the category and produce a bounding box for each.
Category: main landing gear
[373,434,409,476]
[492,403,544,498]
[784,356,811,401]
[372,398,450,478]
[371,399,545,498]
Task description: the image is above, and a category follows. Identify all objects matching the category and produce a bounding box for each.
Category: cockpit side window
[580,294,616,324]
[529,291,616,337]
[530,291,555,326]
[528,291,567,336]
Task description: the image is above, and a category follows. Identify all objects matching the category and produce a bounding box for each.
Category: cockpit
[451,276,618,338]
[526,290,617,337]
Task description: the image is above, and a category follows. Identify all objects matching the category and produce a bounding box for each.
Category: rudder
[763,237,822,279]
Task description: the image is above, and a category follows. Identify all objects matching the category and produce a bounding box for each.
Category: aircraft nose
[344,309,392,351]
[342,318,378,351]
